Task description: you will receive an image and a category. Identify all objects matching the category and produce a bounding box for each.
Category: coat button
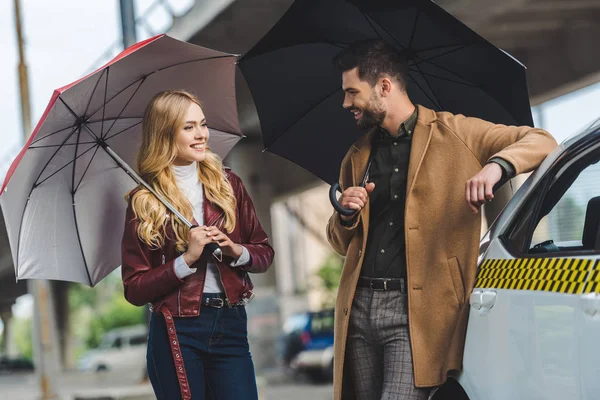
[344,308,348,316]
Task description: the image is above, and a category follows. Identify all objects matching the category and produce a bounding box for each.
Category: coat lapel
[349,128,376,187]
[348,128,376,239]
[407,105,436,197]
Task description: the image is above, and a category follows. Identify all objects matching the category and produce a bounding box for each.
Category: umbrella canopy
[239,0,534,184]
[1,35,242,286]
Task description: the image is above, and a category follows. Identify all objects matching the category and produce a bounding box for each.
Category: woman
[121,90,274,400]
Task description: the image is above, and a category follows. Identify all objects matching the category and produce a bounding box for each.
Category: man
[326,39,557,400]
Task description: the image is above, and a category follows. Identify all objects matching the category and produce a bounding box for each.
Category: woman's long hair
[128,90,236,252]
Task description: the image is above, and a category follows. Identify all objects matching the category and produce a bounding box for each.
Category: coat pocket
[447,257,465,308]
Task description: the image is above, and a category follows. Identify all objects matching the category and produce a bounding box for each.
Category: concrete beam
[168,0,238,42]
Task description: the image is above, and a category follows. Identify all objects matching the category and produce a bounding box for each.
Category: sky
[0,0,193,174]
[1,1,600,322]
[0,0,193,322]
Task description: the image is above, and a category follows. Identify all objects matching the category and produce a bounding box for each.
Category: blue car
[278,309,334,381]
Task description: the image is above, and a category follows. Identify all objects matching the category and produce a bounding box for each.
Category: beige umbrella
[1,35,242,286]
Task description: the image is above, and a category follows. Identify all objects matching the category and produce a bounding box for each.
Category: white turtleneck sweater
[171,162,250,293]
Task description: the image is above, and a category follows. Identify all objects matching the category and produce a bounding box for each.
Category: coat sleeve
[121,200,184,306]
[448,114,558,174]
[326,153,359,256]
[229,172,275,273]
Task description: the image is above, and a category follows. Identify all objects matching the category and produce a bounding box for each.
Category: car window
[129,334,147,346]
[282,314,309,334]
[310,310,334,334]
[112,337,123,349]
[505,143,600,255]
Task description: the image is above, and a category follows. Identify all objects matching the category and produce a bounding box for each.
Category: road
[0,372,333,399]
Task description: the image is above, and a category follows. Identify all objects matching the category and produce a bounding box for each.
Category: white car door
[459,138,600,400]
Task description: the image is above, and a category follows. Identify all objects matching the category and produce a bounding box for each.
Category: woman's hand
[183,226,213,265]
[205,226,243,259]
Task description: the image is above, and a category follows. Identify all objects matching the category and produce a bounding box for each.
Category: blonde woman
[121,90,274,400]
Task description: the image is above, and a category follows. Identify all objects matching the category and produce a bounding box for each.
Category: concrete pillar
[28,280,61,399]
[51,281,70,369]
[224,140,279,371]
[0,311,12,355]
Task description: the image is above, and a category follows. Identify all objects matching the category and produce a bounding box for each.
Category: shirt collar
[379,107,418,140]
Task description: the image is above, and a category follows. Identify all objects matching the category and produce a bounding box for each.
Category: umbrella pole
[99,142,223,261]
[99,143,194,228]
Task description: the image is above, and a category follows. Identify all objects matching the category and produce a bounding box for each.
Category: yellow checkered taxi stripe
[475,258,598,295]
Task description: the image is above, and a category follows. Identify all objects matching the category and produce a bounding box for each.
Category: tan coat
[327,105,557,399]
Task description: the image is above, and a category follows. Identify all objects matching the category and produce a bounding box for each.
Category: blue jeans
[147,294,258,400]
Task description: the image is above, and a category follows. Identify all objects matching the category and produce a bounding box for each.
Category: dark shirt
[361,109,418,278]
[347,109,515,279]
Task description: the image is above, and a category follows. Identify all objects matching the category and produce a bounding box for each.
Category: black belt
[357,277,406,292]
[202,294,246,308]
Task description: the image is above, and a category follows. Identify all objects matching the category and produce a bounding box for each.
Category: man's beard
[356,95,386,131]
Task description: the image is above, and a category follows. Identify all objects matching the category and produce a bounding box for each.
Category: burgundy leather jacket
[121,169,274,316]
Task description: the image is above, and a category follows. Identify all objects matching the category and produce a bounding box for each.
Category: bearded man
[326,39,557,400]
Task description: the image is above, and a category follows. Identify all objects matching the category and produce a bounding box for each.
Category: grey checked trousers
[346,286,430,400]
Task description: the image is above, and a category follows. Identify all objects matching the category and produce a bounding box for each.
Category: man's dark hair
[333,39,408,91]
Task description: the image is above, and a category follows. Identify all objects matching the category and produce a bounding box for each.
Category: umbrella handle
[329,183,359,217]
[190,225,223,262]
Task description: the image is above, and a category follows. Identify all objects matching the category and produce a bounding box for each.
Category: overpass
[1,0,599,371]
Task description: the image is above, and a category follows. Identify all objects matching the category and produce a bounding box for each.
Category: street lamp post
[13,1,60,399]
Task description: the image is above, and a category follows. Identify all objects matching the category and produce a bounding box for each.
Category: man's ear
[380,77,392,97]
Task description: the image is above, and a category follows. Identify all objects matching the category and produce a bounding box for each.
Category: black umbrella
[239,0,534,190]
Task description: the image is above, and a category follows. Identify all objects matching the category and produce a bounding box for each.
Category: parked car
[77,324,147,380]
[287,309,334,382]
[433,119,600,400]
[0,355,34,373]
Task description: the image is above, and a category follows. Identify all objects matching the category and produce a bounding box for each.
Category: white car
[77,324,147,380]
[434,118,600,400]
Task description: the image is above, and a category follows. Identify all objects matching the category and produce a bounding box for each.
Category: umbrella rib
[34,145,98,188]
[100,66,110,138]
[264,85,342,151]
[15,124,81,278]
[419,57,501,106]
[29,141,98,149]
[104,77,146,138]
[407,72,442,110]
[74,146,101,193]
[412,45,470,67]
[69,117,93,285]
[413,62,443,110]
[30,125,80,189]
[414,43,471,53]
[362,12,406,50]
[30,117,141,147]
[82,68,106,120]
[86,55,236,123]
[104,120,143,141]
[407,68,479,88]
[408,8,420,49]
[71,202,93,285]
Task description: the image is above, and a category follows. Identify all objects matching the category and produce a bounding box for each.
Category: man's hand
[465,163,503,213]
[339,182,375,221]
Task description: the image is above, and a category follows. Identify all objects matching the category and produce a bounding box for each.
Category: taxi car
[436,117,600,400]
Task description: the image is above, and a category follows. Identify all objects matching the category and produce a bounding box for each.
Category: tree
[12,317,32,359]
[314,253,344,309]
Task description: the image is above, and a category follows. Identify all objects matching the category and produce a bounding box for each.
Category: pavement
[0,369,333,400]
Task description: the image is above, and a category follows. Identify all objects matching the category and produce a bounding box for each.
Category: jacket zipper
[205,212,229,304]
[217,265,230,306]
